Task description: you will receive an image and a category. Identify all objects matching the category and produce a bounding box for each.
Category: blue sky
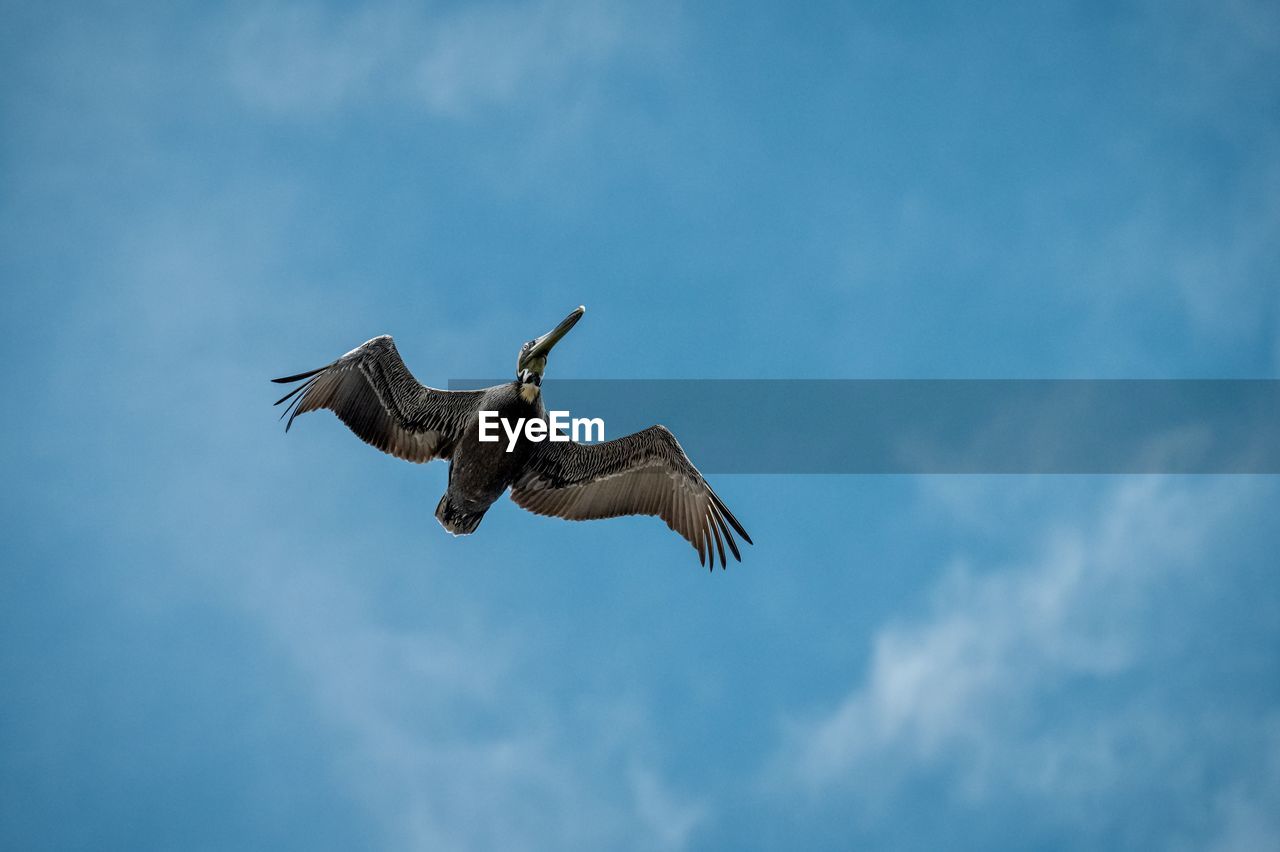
[2,1,1278,849]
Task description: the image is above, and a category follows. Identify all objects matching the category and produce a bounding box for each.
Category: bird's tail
[435,495,486,536]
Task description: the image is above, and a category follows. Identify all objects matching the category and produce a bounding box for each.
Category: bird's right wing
[510,425,752,568]
[272,335,483,463]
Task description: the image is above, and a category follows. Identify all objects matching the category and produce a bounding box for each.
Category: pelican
[272,306,751,568]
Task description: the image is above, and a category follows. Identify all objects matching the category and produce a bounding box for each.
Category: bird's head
[516,305,584,401]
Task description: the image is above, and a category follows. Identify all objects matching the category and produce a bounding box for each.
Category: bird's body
[435,380,540,535]
[272,306,751,568]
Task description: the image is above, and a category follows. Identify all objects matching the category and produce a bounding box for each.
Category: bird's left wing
[272,335,483,463]
[510,425,752,568]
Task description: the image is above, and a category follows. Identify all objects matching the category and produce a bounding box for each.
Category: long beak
[524,305,585,364]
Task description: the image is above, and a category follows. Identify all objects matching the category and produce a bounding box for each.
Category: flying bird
[272,306,751,568]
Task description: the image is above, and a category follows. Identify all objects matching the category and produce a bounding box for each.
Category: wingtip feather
[711,492,752,545]
[272,365,328,384]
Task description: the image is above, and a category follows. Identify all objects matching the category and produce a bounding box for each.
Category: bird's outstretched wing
[272,335,483,463]
[510,426,752,568]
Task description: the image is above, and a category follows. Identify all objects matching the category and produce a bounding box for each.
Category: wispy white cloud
[776,477,1279,845]
[26,152,707,851]
[1208,719,1280,852]
[828,1,1280,376]
[227,0,680,118]
[1054,1,1280,361]
[628,764,706,852]
[793,480,1194,780]
[240,560,705,851]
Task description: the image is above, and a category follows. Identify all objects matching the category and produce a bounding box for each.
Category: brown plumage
[272,307,752,568]
[511,426,750,567]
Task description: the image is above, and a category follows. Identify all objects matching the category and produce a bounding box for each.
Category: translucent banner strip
[447,380,1280,473]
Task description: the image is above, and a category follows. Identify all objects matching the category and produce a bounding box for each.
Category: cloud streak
[243,559,705,851]
[227,0,678,118]
[778,477,1279,845]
